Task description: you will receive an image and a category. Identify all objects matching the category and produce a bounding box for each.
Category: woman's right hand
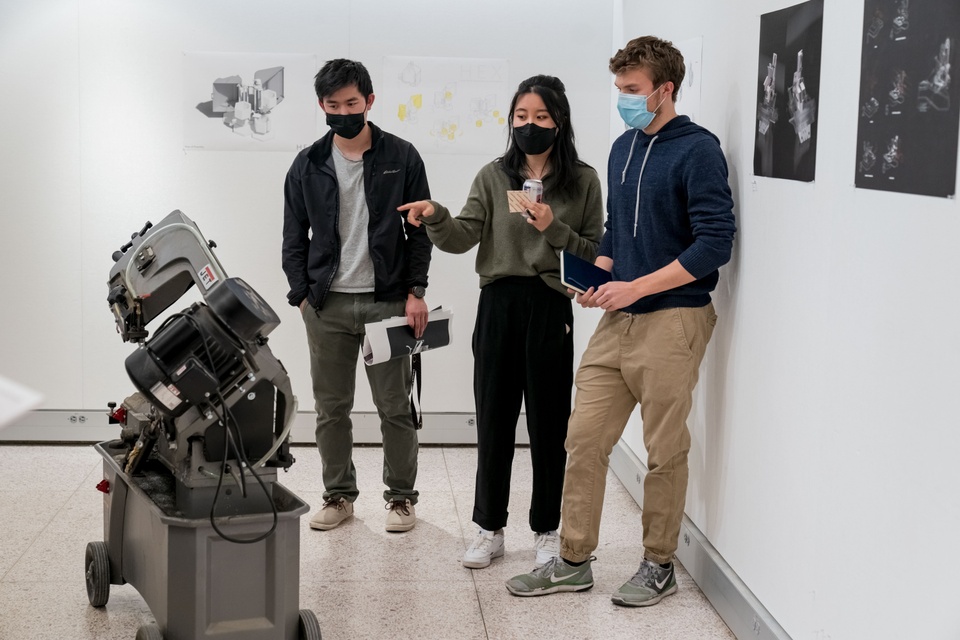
[397,200,435,227]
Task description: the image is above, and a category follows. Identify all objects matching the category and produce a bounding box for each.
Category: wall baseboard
[609,443,791,640]
[0,410,530,445]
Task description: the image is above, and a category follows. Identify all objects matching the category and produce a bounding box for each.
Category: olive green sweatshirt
[421,161,605,296]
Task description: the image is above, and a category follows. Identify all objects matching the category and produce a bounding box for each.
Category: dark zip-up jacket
[282,122,432,309]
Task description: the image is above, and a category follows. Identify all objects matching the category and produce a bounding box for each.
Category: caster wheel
[298,609,321,640]
[84,541,110,607]
[135,623,163,640]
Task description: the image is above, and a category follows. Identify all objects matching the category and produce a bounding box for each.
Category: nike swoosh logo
[655,574,670,590]
[550,573,573,583]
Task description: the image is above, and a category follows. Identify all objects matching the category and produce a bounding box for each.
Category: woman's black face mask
[513,123,557,155]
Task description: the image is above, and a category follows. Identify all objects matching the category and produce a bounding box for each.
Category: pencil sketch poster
[380,57,510,155]
[753,0,824,183]
[183,52,317,151]
[856,0,960,198]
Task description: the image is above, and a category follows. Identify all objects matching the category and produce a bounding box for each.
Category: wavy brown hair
[610,36,685,102]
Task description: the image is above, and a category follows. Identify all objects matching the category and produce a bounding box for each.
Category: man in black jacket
[282,58,432,533]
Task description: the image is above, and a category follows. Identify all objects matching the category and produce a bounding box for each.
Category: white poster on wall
[182,52,318,152]
[380,56,511,155]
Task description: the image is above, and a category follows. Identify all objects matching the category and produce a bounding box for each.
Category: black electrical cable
[158,310,279,543]
[207,394,279,543]
[207,399,278,544]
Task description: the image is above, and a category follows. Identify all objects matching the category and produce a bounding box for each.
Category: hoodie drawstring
[620,130,640,185]
[630,135,658,237]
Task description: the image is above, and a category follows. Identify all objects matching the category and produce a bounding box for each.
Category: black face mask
[326,112,366,139]
[513,123,557,155]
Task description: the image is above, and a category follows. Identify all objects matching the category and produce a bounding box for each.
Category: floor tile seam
[0,527,48,583]
[440,447,474,545]
[298,577,481,585]
[0,472,94,584]
[440,448,490,639]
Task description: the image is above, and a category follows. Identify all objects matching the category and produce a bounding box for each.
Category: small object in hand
[522,179,543,220]
[507,190,531,213]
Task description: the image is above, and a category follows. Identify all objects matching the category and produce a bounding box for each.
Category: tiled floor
[0,444,734,640]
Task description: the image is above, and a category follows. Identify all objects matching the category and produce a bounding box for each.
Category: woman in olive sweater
[399,75,604,570]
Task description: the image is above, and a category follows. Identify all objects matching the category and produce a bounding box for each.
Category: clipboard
[560,251,612,294]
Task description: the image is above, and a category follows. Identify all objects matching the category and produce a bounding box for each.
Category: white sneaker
[462,528,505,569]
[533,530,560,567]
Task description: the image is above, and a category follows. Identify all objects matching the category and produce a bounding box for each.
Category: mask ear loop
[650,83,668,115]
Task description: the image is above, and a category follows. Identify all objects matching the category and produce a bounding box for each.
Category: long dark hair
[498,75,589,200]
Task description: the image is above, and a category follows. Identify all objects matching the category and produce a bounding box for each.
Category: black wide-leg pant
[471,276,574,533]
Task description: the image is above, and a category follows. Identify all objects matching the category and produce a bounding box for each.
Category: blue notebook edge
[560,251,612,294]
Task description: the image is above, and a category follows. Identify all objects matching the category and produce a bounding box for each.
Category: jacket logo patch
[382,169,401,175]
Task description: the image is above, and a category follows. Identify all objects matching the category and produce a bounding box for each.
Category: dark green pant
[302,292,418,504]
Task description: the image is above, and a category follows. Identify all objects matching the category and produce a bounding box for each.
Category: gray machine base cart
[86,441,321,640]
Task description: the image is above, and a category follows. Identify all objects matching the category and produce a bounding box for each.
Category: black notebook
[560,251,612,294]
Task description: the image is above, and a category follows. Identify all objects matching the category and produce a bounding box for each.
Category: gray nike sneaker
[505,556,594,596]
[611,559,677,607]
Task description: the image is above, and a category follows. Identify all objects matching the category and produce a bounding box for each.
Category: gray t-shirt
[329,144,376,293]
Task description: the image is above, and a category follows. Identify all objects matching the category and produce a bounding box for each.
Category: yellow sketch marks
[390,58,508,147]
[397,62,423,123]
[460,61,507,128]
[434,120,459,141]
[398,93,423,123]
[429,83,462,142]
[471,95,505,128]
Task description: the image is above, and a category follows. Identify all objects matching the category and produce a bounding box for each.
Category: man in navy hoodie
[506,36,735,606]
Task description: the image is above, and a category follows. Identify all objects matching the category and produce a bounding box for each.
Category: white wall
[0,1,84,407]
[0,0,614,416]
[619,1,960,638]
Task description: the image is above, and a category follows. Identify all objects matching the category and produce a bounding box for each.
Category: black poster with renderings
[754,0,824,183]
[856,0,960,197]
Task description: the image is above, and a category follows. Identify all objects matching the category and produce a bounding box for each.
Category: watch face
[411,286,426,298]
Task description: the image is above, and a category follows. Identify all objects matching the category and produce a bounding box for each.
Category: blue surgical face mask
[617,85,665,130]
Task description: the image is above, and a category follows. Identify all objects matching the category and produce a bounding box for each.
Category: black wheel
[298,609,321,640]
[135,623,163,640]
[84,541,110,607]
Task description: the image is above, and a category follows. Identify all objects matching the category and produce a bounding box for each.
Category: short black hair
[314,59,374,102]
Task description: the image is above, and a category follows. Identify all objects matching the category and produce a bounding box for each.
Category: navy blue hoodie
[600,115,735,314]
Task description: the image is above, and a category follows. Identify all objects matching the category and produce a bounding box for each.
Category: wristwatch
[409,285,426,299]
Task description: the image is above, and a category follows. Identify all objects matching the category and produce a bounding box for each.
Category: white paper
[380,56,510,155]
[363,308,454,366]
[0,375,42,430]
[182,52,318,152]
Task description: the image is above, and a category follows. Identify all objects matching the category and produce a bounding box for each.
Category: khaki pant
[559,304,716,564]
